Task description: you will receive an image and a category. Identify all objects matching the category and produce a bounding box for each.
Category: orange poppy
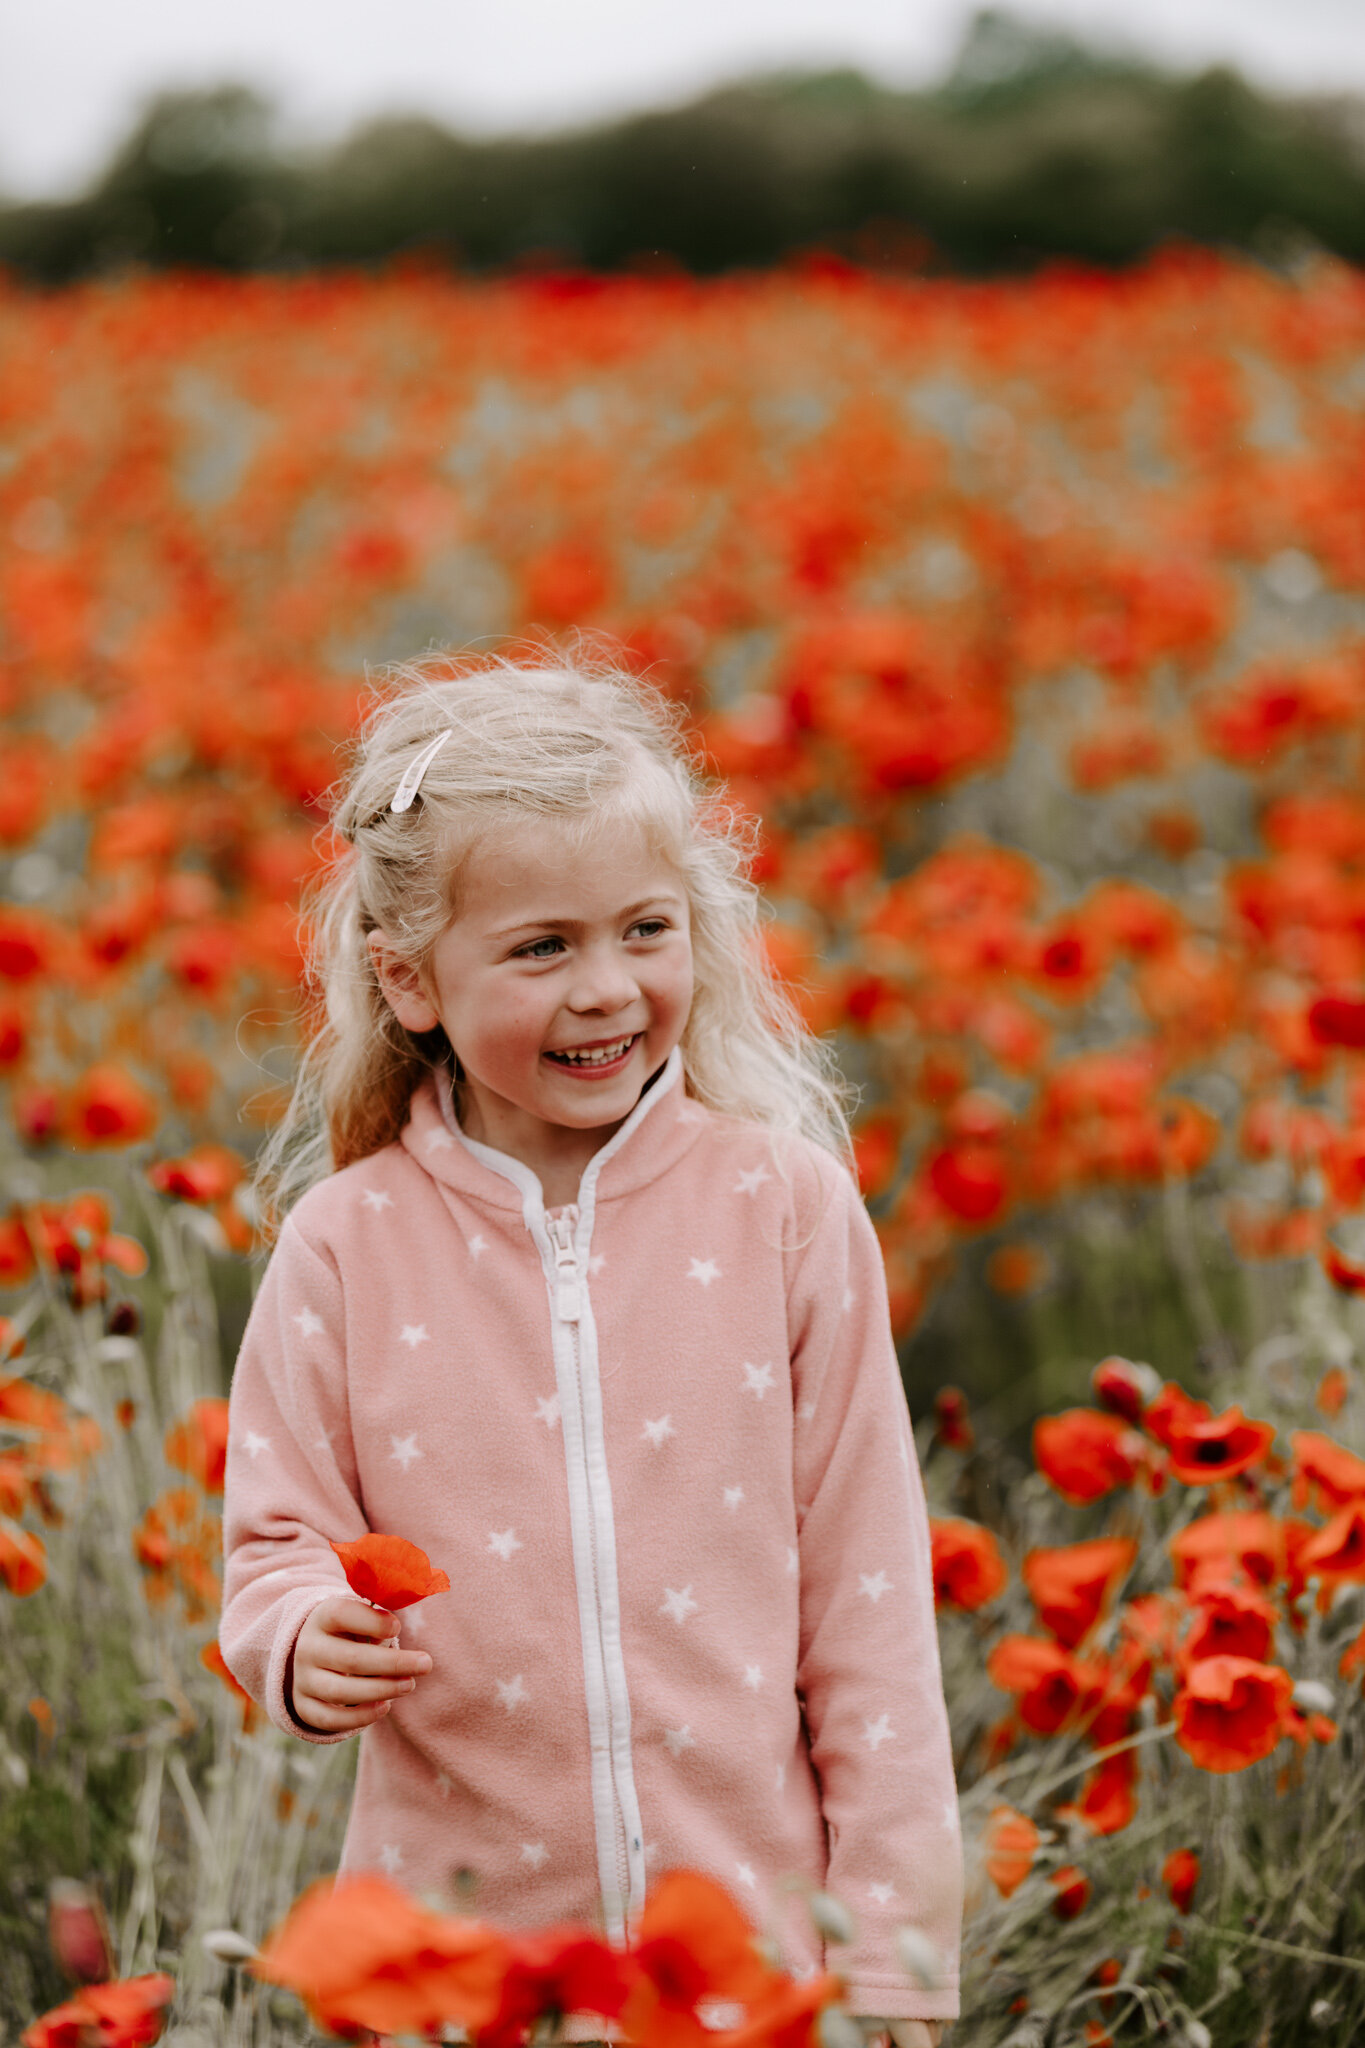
[252,1873,509,2037]
[330,1533,452,1609]
[1165,1405,1275,1487]
[1032,1409,1141,1504]
[165,1399,231,1493]
[1181,1583,1278,1666]
[929,1518,1008,1611]
[985,1636,1107,1735]
[1299,1503,1365,1582]
[1172,1656,1293,1772]
[1168,1512,1299,1595]
[21,1974,175,2048]
[1142,1381,1211,1449]
[622,1869,835,2048]
[147,1143,245,1206]
[1290,1430,1365,1512]
[984,1806,1038,1898]
[1060,1751,1137,1838]
[200,1640,260,1731]
[1161,1848,1200,1914]
[1021,1538,1137,1649]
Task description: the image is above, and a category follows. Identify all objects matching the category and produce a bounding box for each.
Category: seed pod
[894,1925,942,1991]
[1292,1679,1334,1716]
[817,2007,866,2048]
[202,1929,259,1964]
[808,1890,856,1943]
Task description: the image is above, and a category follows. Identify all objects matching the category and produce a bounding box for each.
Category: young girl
[221,653,961,2041]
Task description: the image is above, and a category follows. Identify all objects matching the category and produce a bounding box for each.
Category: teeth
[552,1036,634,1066]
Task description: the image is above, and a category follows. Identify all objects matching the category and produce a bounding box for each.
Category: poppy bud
[1291,1679,1334,1716]
[202,1928,259,1964]
[808,1891,856,1943]
[893,1926,941,1991]
[47,1879,113,1983]
[817,2008,865,2048]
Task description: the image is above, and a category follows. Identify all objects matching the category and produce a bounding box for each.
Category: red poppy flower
[1182,1583,1278,1666]
[1142,1381,1211,1450]
[930,1517,1008,1611]
[1032,1409,1141,1504]
[1061,1751,1137,1837]
[1090,1356,1159,1424]
[21,1974,175,2048]
[986,1636,1107,1735]
[1169,1512,1297,1595]
[1172,1656,1293,1772]
[46,1880,114,1985]
[1321,1242,1365,1293]
[165,1399,231,1493]
[1161,1848,1200,1914]
[147,1144,245,1206]
[1299,1503,1365,1582]
[1290,1430,1365,1512]
[480,1927,634,2048]
[623,1869,836,2048]
[985,1807,1039,1898]
[0,1523,47,1597]
[1165,1405,1275,1486]
[62,1064,159,1150]
[329,1533,452,1609]
[926,1142,1010,1225]
[1049,1866,1090,1920]
[253,1873,509,2037]
[1022,1538,1137,1649]
[1308,993,1365,1047]
[931,1385,974,1450]
[200,1640,260,1731]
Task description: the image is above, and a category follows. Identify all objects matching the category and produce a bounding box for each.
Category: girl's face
[370,812,694,1178]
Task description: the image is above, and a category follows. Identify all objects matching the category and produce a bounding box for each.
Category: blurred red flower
[986,1636,1107,1734]
[1049,1866,1090,1920]
[481,1927,633,2048]
[1021,1538,1137,1649]
[1182,1583,1278,1666]
[1165,1405,1275,1487]
[1172,1656,1293,1772]
[930,1517,1008,1611]
[1032,1409,1142,1504]
[1161,1848,1200,1914]
[165,1399,230,1493]
[21,1974,174,2048]
[985,1807,1038,1898]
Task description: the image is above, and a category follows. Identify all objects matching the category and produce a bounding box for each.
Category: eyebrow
[488,895,684,942]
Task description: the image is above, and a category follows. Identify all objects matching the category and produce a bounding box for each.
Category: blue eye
[631,919,667,939]
[518,937,564,960]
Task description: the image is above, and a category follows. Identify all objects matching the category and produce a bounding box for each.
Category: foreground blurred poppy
[330,1533,452,1609]
[1021,1539,1137,1649]
[252,1873,508,2036]
[985,1807,1038,1898]
[929,1517,1008,1611]
[21,1973,174,2048]
[480,1927,633,2048]
[1172,1656,1293,1772]
[1032,1410,1141,1504]
[623,1869,836,2048]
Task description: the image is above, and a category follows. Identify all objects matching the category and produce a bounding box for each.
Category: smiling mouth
[544,1033,639,1069]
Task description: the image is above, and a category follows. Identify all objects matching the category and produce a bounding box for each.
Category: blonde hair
[253,649,853,1233]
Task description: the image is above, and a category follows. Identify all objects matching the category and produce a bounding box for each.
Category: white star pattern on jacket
[403,1606,426,1636]
[399,1324,430,1348]
[859,1571,894,1603]
[841,1287,856,1313]
[362,1188,394,1212]
[379,1843,403,1873]
[241,1431,271,1460]
[736,1862,757,1889]
[863,1714,894,1750]
[663,1724,696,1755]
[743,1664,764,1689]
[293,1306,323,1338]
[424,1127,455,1151]
[468,1234,488,1259]
[496,1674,528,1710]
[868,1881,898,1904]
[724,1485,744,1511]
[487,1529,522,1560]
[742,1360,775,1400]
[943,1798,959,1832]
[688,1257,721,1287]
[535,1394,561,1430]
[775,1762,786,1790]
[797,1398,817,1421]
[435,1770,453,1798]
[786,1546,799,1576]
[588,1253,606,1275]
[660,1585,698,1623]
[642,1414,675,1447]
[520,1842,549,1869]
[390,1433,421,1471]
[735,1164,771,1195]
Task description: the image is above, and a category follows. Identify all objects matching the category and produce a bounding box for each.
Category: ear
[367,930,441,1035]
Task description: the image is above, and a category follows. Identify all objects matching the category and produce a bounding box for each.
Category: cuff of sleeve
[842,1985,959,2025]
[265,1584,360,1745]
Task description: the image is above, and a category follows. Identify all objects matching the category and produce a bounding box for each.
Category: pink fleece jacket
[221,1050,962,2022]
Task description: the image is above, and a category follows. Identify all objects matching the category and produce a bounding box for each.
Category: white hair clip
[390,730,452,814]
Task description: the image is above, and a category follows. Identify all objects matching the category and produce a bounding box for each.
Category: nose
[567,940,640,1016]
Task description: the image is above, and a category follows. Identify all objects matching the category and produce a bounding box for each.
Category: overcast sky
[3,0,1364,199]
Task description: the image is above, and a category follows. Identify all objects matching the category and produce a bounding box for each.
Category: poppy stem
[1184,1916,1365,1975]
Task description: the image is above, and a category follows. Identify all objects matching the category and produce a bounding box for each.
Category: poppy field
[2,248,1365,2045]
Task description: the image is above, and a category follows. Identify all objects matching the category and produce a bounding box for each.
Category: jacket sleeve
[789,1162,962,2023]
[220,1214,369,1744]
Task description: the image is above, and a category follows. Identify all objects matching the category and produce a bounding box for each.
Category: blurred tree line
[3,10,1363,280]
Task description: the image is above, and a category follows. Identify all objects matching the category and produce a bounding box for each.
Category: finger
[317,1597,400,1640]
[307,1669,416,1705]
[296,1693,393,1733]
[319,1644,432,1679]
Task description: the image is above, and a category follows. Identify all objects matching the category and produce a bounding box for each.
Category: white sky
[2,0,1364,199]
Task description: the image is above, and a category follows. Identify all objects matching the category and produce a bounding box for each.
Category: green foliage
[2,12,1363,282]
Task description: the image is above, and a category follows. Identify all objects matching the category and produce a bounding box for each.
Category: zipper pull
[547,1209,581,1323]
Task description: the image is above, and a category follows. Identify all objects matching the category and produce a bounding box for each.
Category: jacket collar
[400,1048,704,1212]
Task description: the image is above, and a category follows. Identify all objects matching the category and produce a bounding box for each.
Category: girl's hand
[288,1595,433,1734]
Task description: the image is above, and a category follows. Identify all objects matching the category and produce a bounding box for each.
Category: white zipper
[543,1203,642,1941]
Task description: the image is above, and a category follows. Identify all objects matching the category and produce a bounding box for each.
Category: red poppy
[1299,1503,1365,1582]
[1320,1242,1365,1293]
[1021,1538,1137,1649]
[1142,1381,1211,1449]
[1061,1751,1137,1837]
[165,1399,231,1493]
[253,1873,509,2037]
[1290,1430,1365,1512]
[623,1869,836,2048]
[21,1975,175,2048]
[1161,1848,1200,1914]
[926,1142,1010,1226]
[986,1636,1107,1735]
[1090,1356,1159,1424]
[1049,1866,1090,1920]
[931,1385,974,1450]
[1172,1656,1293,1772]
[985,1807,1038,1898]
[46,1880,114,1985]
[929,1518,1008,1611]
[62,1065,159,1149]
[329,1533,452,1609]
[1032,1409,1141,1504]
[0,1522,47,1596]
[200,1640,260,1731]
[147,1144,245,1206]
[1307,993,1365,1047]
[1168,1512,1297,1595]
[1315,1367,1350,1418]
[1165,1405,1276,1486]
[480,1927,634,2048]
[1182,1583,1278,1666]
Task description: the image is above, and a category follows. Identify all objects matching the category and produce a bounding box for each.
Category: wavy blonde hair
[253,649,853,1234]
